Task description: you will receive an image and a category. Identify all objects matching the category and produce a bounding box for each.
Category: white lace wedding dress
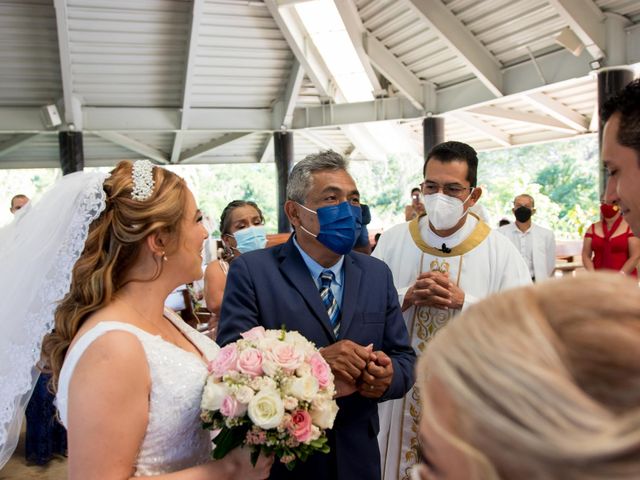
[56,309,219,476]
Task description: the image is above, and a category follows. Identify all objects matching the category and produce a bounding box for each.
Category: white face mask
[424,192,472,231]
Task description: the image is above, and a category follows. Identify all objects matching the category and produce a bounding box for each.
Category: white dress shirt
[499,222,556,280]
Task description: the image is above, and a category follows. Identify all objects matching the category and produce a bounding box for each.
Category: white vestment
[372,213,531,480]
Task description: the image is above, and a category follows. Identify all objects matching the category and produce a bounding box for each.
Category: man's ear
[284,200,300,227]
[468,187,482,207]
[532,208,537,215]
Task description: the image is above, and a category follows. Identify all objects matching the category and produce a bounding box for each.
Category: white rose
[250,376,277,391]
[287,375,319,401]
[285,331,312,348]
[247,389,285,429]
[234,385,255,404]
[201,380,227,411]
[310,397,338,429]
[283,395,299,410]
[261,358,279,377]
[295,363,311,377]
[310,425,321,441]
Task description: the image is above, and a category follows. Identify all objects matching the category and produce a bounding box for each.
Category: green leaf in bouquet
[211,424,250,460]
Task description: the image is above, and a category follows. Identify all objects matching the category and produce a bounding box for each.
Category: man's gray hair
[287,150,348,204]
[514,193,535,207]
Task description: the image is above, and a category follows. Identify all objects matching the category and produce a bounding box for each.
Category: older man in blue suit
[217,150,416,480]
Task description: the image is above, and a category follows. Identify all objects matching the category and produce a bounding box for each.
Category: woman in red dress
[582,203,640,276]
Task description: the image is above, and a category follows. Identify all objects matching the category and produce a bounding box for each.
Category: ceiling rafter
[297,129,345,154]
[547,0,605,60]
[0,134,40,158]
[265,0,334,99]
[93,131,169,164]
[258,135,274,163]
[171,0,205,163]
[272,59,305,129]
[266,0,397,160]
[363,33,427,111]
[404,0,503,98]
[53,0,82,129]
[449,111,511,147]
[523,92,589,132]
[180,133,252,164]
[467,106,577,133]
[333,0,382,93]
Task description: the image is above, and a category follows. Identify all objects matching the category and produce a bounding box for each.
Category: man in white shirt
[499,194,556,281]
[372,141,531,480]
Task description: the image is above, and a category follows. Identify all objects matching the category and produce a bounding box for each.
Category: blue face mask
[298,201,362,255]
[232,225,267,254]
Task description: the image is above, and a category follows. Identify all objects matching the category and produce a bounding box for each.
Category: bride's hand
[224,446,274,479]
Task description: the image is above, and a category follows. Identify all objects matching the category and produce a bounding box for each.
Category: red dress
[585,216,637,276]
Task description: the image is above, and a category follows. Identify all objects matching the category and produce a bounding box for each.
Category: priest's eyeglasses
[421,181,473,198]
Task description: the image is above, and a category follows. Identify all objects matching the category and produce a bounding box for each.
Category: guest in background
[498,218,510,227]
[412,273,640,479]
[582,202,639,276]
[24,369,67,465]
[499,194,556,282]
[9,194,29,214]
[203,200,266,316]
[404,187,425,221]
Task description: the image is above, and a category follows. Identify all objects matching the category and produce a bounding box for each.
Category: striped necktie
[319,270,340,337]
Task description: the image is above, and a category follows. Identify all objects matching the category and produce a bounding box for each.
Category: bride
[0,160,272,479]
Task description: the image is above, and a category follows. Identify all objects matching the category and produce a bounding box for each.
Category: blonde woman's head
[416,273,640,480]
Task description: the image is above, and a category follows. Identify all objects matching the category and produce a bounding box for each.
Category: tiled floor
[0,428,67,480]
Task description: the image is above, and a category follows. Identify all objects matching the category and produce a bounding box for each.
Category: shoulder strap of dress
[56,322,148,427]
[219,259,229,275]
[60,323,147,385]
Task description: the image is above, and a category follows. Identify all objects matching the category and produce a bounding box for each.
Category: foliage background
[0,136,600,239]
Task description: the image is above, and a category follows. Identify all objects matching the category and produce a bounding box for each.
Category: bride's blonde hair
[42,160,188,390]
[419,273,640,480]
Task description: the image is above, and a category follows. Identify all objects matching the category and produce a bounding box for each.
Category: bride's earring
[162,251,168,262]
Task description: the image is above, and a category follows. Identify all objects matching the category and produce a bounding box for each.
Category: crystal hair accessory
[131,159,155,201]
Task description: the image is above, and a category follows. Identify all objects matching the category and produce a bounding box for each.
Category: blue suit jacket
[217,237,416,480]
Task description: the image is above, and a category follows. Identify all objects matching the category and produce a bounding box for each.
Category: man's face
[513,195,535,216]
[10,197,28,214]
[289,168,360,238]
[423,159,479,208]
[603,113,640,236]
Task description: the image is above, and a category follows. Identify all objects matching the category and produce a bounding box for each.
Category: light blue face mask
[232,225,267,254]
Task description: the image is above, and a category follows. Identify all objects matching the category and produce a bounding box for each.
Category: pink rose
[209,344,238,377]
[289,410,313,443]
[269,343,304,372]
[309,352,332,388]
[241,326,266,341]
[220,395,247,418]
[237,348,264,377]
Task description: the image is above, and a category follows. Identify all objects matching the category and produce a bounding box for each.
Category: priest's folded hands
[403,271,465,311]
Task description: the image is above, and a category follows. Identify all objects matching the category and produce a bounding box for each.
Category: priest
[372,141,532,480]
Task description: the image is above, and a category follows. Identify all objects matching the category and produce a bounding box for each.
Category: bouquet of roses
[200,326,339,470]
